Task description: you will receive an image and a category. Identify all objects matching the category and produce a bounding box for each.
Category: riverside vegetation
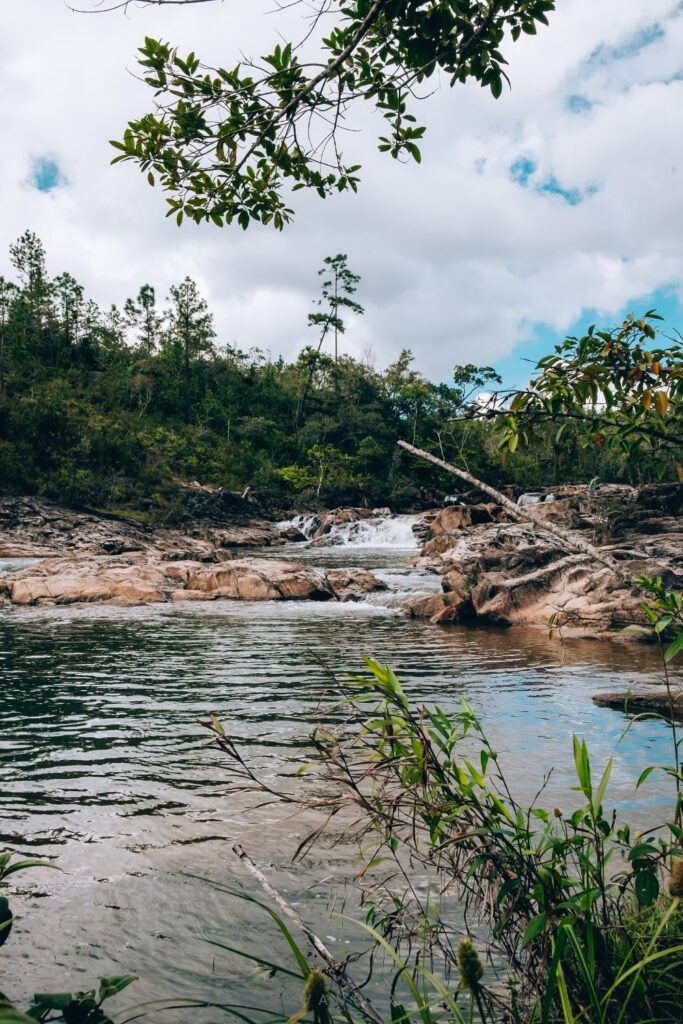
[0,234,680,522]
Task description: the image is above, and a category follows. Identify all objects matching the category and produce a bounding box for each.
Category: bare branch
[397,439,627,580]
[69,0,220,12]
[232,843,384,1024]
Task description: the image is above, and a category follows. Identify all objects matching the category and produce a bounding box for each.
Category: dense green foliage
[1,232,673,519]
[108,0,555,229]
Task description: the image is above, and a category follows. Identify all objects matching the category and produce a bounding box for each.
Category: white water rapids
[278,513,420,549]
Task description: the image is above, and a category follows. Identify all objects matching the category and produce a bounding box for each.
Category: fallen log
[397,440,627,581]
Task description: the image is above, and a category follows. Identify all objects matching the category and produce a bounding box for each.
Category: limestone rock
[407,507,683,638]
[425,503,499,538]
[0,497,285,560]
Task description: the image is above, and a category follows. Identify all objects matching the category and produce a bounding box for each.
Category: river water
[0,519,677,1019]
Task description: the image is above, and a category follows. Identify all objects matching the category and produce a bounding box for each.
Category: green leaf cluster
[109,1,555,228]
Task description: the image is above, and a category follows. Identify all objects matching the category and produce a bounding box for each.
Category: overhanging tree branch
[104,1,556,228]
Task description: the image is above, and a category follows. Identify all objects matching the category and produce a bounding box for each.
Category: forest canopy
[0,231,676,519]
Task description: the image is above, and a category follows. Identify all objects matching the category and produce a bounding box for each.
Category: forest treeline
[0,232,659,519]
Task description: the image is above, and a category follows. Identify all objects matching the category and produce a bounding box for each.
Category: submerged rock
[593,690,683,723]
[0,553,386,608]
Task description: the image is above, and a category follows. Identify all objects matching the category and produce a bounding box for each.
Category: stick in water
[232,844,383,1024]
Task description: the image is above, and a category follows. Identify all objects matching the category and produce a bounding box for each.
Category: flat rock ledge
[0,554,386,608]
[593,690,683,723]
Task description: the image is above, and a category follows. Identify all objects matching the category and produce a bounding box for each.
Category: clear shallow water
[0,543,677,1018]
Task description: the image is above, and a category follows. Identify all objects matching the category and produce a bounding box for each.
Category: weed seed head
[669,854,683,897]
[304,968,331,1024]
[457,937,484,992]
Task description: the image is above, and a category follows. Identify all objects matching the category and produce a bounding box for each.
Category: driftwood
[232,844,383,1024]
[397,439,628,581]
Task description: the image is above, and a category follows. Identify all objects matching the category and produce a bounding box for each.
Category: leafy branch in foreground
[204,655,683,1024]
[107,1,555,228]
[495,313,683,475]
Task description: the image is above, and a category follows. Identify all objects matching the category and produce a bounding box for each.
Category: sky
[0,0,682,387]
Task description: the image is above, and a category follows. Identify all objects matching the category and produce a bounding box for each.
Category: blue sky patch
[29,157,66,193]
[510,157,598,206]
[538,177,600,206]
[509,157,536,186]
[495,285,683,389]
[539,176,582,205]
[566,93,593,114]
[589,23,664,65]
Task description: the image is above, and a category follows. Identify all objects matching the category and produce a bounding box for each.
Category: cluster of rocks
[0,552,386,608]
[0,498,390,608]
[403,485,683,639]
[2,489,682,642]
[0,497,288,559]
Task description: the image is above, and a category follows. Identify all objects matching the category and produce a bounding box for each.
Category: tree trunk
[295,322,329,428]
[183,332,190,425]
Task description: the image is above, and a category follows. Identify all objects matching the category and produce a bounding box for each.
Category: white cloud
[0,0,682,381]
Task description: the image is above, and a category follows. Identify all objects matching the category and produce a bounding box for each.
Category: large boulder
[326,568,388,601]
[426,503,499,538]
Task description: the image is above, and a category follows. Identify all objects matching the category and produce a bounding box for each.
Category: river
[0,518,677,1020]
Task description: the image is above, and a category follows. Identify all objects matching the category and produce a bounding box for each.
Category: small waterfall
[322,515,419,549]
[277,513,320,539]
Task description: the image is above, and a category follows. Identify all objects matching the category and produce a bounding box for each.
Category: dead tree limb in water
[232,844,384,1024]
[397,439,627,580]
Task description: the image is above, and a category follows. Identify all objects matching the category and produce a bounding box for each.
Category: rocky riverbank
[0,551,387,607]
[0,498,394,607]
[0,496,289,558]
[2,488,682,629]
[403,483,683,639]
